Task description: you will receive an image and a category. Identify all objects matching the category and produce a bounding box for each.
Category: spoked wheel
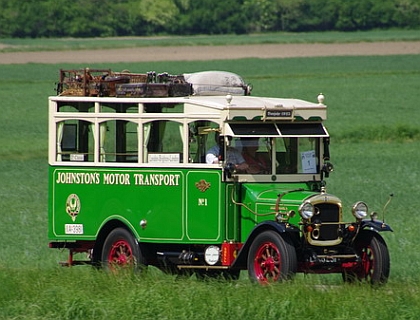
[101,228,145,272]
[247,230,297,284]
[343,231,390,285]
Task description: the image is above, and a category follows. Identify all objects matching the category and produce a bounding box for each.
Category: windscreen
[228,136,320,175]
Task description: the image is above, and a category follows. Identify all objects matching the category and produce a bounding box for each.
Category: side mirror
[321,162,334,178]
[224,162,236,179]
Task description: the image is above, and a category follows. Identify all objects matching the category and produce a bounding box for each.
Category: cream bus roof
[49,94,326,121]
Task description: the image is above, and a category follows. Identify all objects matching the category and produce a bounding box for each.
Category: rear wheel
[247,230,297,284]
[101,228,145,272]
[343,231,390,285]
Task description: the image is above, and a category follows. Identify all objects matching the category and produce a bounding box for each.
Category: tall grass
[1,267,420,320]
[1,51,420,318]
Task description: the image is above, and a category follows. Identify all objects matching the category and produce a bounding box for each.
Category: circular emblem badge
[66,194,81,222]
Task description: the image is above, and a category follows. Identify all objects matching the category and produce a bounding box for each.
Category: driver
[206,133,249,172]
[241,138,270,174]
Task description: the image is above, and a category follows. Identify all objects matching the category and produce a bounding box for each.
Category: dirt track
[1,41,420,64]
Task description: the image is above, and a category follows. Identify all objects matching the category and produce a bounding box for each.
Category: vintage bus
[48,70,392,284]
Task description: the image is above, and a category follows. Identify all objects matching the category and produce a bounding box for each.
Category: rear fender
[231,221,299,269]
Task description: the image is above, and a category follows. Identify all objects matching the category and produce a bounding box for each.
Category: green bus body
[50,167,225,243]
[49,166,315,244]
[48,70,392,284]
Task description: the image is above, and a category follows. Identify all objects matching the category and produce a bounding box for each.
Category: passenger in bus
[206,135,249,172]
[241,138,271,174]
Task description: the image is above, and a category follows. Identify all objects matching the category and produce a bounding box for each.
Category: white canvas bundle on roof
[184,71,251,96]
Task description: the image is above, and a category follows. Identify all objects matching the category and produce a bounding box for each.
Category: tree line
[1,0,419,38]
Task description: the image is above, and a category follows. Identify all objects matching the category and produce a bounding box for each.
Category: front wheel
[101,227,145,272]
[343,231,390,285]
[247,230,297,284]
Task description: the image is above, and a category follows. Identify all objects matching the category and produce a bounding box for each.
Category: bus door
[186,170,223,242]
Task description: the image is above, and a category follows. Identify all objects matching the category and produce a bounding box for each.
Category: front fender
[361,219,393,232]
[231,221,299,269]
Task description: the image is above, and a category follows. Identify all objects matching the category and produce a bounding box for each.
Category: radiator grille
[313,203,340,241]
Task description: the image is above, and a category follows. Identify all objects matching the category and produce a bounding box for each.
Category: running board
[177,265,230,270]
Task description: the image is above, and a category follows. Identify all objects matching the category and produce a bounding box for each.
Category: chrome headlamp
[299,202,314,220]
[352,201,368,220]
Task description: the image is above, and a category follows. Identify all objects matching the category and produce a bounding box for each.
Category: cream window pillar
[143,122,151,162]
[100,122,107,162]
[56,121,64,161]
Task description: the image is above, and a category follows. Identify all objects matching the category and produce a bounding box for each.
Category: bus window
[57,120,94,162]
[144,120,183,163]
[99,120,138,163]
[240,137,271,174]
[275,138,297,174]
[297,137,319,174]
[144,103,184,113]
[275,137,319,174]
[58,102,95,112]
[100,103,138,113]
[188,121,219,163]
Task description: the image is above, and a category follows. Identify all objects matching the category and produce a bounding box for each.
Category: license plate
[65,224,84,234]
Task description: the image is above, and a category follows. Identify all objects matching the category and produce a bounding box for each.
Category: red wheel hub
[253,242,281,283]
[108,239,133,267]
[360,246,374,279]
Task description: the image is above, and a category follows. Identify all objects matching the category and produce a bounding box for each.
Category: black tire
[343,231,390,285]
[101,227,145,272]
[247,230,297,284]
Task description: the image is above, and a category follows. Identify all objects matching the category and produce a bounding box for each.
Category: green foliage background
[1,0,420,37]
[1,33,420,318]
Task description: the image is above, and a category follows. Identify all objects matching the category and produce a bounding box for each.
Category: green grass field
[1,29,420,52]
[1,34,420,319]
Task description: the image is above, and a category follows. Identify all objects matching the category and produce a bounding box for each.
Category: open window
[56,120,94,162]
[144,120,183,164]
[188,121,219,163]
[232,137,271,174]
[274,137,319,174]
[99,120,139,162]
